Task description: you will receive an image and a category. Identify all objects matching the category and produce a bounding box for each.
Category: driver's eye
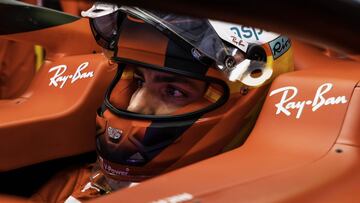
[165,86,187,98]
[133,76,144,88]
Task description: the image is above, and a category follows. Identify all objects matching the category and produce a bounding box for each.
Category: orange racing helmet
[82,3,294,182]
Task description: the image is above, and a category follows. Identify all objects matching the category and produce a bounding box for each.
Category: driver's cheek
[127,87,174,115]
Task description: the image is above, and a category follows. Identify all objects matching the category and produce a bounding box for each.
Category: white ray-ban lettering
[269,83,347,119]
[49,62,94,88]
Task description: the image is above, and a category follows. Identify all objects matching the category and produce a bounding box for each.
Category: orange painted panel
[337,87,360,147]
[0,54,116,171]
[2,18,101,59]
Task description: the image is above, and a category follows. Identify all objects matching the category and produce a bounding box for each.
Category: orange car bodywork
[0,17,116,171]
[0,2,359,203]
[60,0,92,16]
[0,39,36,99]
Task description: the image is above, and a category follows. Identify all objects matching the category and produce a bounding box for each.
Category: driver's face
[127,67,207,115]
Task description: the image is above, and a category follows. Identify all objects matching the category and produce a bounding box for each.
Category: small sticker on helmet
[209,20,249,52]
[210,20,279,44]
[107,127,122,140]
[269,36,291,59]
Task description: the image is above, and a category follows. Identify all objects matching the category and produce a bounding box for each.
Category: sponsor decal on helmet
[210,20,279,44]
[269,36,291,59]
[209,20,249,52]
[48,62,94,88]
[269,83,348,119]
[152,193,194,203]
[229,35,246,47]
[107,126,123,143]
[230,26,279,43]
[101,160,130,176]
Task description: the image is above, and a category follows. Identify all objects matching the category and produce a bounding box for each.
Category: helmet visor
[118,7,235,65]
[88,6,271,86]
[89,6,246,66]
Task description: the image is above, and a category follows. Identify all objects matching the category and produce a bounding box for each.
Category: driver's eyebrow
[134,67,204,91]
[154,74,206,91]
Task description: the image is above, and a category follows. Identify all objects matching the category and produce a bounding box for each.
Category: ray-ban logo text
[269,83,347,119]
[49,62,94,88]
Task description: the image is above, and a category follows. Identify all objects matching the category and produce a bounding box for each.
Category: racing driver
[31,2,294,202]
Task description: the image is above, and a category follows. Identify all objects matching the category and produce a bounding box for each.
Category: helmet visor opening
[106,64,228,118]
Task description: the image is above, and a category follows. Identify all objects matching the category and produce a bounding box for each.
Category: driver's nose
[127,88,158,115]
